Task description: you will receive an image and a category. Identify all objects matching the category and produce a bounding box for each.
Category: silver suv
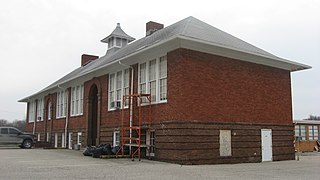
[0,127,36,148]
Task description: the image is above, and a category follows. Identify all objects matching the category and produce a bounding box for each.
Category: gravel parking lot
[0,148,319,180]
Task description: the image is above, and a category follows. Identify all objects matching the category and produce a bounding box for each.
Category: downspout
[58,85,69,149]
[119,61,134,153]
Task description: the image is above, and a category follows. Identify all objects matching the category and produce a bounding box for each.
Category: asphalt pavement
[0,148,319,180]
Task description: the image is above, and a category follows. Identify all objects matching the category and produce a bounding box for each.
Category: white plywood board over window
[220,130,232,156]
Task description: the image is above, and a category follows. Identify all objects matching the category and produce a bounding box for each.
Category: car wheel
[22,139,32,149]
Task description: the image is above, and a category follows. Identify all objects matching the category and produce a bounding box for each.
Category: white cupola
[101,23,135,55]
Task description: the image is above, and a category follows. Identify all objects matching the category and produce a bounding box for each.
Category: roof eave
[177,35,311,72]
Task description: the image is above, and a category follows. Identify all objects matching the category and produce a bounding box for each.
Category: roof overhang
[293,120,320,125]
[177,35,311,72]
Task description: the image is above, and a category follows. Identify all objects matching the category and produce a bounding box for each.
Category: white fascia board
[293,120,320,125]
[177,35,311,72]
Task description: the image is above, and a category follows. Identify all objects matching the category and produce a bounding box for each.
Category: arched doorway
[87,85,98,146]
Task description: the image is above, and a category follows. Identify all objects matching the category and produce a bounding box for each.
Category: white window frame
[308,125,319,141]
[113,131,120,147]
[47,102,52,120]
[71,84,84,116]
[77,132,82,146]
[68,132,73,149]
[28,101,36,123]
[295,125,306,141]
[46,132,50,142]
[54,133,58,148]
[159,56,167,102]
[108,69,130,110]
[138,55,167,104]
[61,133,65,148]
[56,90,68,118]
[36,98,44,122]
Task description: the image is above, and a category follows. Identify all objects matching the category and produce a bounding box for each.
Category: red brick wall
[26,47,293,151]
[164,48,292,125]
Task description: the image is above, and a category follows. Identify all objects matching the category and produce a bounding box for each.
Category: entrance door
[261,129,273,161]
[88,85,98,146]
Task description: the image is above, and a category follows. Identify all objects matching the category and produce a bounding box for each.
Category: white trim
[47,102,52,120]
[54,133,58,148]
[28,101,36,123]
[77,132,82,146]
[61,133,65,148]
[70,84,84,116]
[56,90,68,119]
[36,98,44,122]
[108,69,130,111]
[138,55,167,104]
[68,132,73,149]
[113,131,120,146]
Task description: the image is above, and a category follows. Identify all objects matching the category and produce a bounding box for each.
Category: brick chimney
[146,21,164,36]
[81,54,99,66]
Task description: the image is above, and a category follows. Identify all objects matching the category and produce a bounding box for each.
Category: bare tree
[0,119,26,131]
[0,119,8,126]
[304,115,320,120]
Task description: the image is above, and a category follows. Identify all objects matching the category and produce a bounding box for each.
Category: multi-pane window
[71,85,84,116]
[47,102,52,120]
[77,132,82,146]
[308,125,319,140]
[113,131,120,146]
[56,90,68,118]
[28,101,36,123]
[109,74,115,108]
[116,71,122,102]
[159,56,167,101]
[123,69,130,106]
[139,63,147,94]
[149,59,157,102]
[295,125,306,141]
[138,55,167,103]
[36,98,44,121]
[109,69,130,110]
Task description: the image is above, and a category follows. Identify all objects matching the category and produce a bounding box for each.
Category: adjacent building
[294,120,320,152]
[19,16,311,164]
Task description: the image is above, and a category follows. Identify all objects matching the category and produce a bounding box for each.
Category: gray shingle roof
[19,16,310,102]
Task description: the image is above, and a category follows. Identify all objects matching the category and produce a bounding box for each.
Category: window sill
[108,106,129,112]
[70,114,84,117]
[56,116,66,119]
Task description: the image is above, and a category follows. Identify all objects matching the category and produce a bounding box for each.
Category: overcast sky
[0,0,319,122]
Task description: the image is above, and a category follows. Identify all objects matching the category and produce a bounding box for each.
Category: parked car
[0,127,36,148]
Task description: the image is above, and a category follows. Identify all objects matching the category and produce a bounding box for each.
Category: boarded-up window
[220,130,232,156]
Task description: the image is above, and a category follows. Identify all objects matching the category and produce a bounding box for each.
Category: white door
[261,129,273,161]
[54,133,58,148]
[68,132,73,149]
